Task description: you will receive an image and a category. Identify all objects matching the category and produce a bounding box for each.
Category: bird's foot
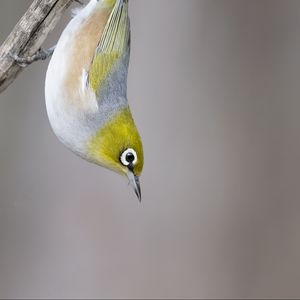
[9,45,56,67]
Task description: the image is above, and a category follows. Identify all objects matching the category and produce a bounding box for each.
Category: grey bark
[0,0,76,93]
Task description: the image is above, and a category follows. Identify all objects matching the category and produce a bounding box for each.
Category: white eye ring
[120,148,138,166]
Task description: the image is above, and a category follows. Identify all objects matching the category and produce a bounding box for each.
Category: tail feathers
[97,0,130,54]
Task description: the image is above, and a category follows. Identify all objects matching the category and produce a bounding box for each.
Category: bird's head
[87,106,143,200]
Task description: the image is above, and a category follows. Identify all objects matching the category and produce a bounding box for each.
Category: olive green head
[87,106,143,199]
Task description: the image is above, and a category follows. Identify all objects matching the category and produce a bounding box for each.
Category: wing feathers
[88,0,129,94]
[98,0,129,54]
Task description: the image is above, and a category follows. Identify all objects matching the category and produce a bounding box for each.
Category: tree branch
[0,0,77,93]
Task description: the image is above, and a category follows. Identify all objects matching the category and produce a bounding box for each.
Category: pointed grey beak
[127,171,141,202]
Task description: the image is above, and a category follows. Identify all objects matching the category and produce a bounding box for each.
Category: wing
[88,0,130,95]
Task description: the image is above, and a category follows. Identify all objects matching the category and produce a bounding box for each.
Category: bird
[45,0,143,201]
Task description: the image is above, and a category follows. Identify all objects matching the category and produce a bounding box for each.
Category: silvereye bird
[45,0,143,200]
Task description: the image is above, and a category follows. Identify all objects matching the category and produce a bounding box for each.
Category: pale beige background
[0,0,300,298]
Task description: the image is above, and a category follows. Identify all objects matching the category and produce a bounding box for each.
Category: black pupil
[126,152,135,163]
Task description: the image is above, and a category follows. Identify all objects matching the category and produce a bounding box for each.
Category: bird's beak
[127,170,141,202]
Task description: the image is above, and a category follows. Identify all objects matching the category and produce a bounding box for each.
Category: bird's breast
[45,1,112,156]
[46,1,111,112]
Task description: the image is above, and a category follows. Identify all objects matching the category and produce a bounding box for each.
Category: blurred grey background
[0,0,300,298]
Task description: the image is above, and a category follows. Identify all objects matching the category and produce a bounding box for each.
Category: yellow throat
[87,107,144,177]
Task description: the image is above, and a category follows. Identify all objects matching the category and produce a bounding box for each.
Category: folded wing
[88,0,130,95]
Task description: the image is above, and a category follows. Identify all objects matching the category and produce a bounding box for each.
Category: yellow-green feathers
[102,0,117,8]
[88,0,129,94]
[88,107,144,176]
[89,52,119,93]
[87,1,143,178]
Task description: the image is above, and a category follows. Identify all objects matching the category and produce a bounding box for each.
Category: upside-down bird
[45,0,143,200]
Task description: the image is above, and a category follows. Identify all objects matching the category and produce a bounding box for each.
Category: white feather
[45,0,100,157]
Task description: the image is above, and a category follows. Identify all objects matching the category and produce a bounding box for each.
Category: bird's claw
[9,52,28,67]
[9,46,56,68]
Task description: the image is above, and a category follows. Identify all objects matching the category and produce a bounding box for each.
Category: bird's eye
[120,148,137,167]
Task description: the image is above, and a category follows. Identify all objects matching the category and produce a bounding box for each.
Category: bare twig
[0,0,77,93]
